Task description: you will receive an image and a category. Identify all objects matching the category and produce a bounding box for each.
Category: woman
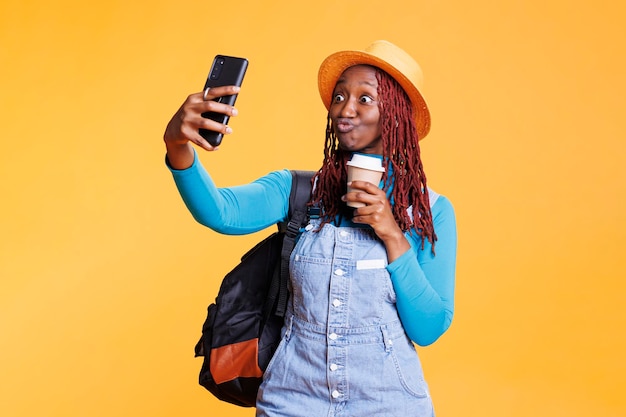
[164,40,457,416]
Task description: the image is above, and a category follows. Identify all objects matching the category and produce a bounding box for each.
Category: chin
[337,138,359,152]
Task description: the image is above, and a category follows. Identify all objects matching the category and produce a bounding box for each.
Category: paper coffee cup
[346,154,385,208]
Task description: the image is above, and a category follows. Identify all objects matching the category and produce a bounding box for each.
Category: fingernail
[231,108,238,116]
[225,127,233,134]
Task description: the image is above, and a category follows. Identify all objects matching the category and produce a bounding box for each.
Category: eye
[332,93,345,103]
[359,95,374,104]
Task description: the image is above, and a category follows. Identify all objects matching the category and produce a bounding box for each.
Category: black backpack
[194,170,314,407]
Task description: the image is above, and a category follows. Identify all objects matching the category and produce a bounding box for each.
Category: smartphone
[199,55,248,146]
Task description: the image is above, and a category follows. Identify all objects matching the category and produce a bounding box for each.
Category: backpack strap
[275,170,314,317]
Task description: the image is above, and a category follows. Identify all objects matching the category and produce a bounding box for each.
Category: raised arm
[168,155,292,235]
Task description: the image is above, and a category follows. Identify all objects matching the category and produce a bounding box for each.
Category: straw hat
[318,40,431,140]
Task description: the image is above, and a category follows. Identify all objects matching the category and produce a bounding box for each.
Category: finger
[197,114,234,136]
[352,203,393,228]
[353,201,386,217]
[196,137,219,152]
[199,99,239,117]
[182,125,219,152]
[347,180,384,194]
[342,184,385,207]
[198,85,241,102]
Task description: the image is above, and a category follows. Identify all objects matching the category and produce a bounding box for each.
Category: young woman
[164,40,457,416]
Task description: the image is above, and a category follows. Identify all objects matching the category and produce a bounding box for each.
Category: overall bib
[256,219,434,417]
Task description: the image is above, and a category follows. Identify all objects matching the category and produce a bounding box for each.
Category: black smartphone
[199,55,248,146]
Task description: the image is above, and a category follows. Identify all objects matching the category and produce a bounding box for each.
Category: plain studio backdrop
[1,1,624,416]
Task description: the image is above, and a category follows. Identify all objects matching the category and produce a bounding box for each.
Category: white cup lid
[346,154,385,172]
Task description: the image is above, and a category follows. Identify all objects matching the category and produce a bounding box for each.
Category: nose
[339,97,357,117]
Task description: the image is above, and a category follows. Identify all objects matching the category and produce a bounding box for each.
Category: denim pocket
[388,337,430,398]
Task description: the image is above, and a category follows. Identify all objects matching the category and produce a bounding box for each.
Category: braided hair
[310,67,437,250]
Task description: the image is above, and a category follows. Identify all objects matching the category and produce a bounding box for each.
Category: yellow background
[1,0,624,416]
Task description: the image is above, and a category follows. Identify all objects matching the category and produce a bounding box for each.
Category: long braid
[377,70,436,250]
[310,117,348,223]
[310,67,436,251]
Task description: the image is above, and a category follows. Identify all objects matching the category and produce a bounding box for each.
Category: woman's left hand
[343,181,411,262]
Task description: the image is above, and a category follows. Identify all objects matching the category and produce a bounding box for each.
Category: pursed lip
[335,118,355,134]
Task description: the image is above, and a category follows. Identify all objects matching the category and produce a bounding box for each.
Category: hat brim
[318,50,431,140]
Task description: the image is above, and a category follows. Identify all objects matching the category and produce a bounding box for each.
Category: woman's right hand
[163,85,240,169]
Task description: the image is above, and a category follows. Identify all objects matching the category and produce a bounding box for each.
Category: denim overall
[256,219,434,417]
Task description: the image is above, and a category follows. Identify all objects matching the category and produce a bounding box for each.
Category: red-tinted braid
[310,117,349,222]
[310,68,436,251]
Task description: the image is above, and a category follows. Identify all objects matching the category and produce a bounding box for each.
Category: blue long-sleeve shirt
[168,151,457,346]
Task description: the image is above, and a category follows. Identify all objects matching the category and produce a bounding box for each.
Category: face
[330,65,383,154]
